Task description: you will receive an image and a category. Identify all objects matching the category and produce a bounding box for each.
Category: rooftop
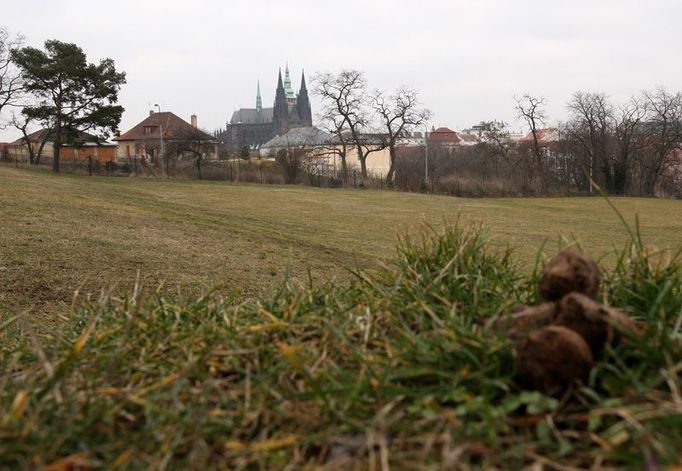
[9,129,115,146]
[261,126,332,150]
[115,112,215,142]
[428,127,461,143]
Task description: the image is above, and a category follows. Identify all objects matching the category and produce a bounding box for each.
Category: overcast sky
[2,0,681,141]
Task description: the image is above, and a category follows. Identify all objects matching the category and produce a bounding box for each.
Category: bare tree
[0,27,24,128]
[135,138,162,167]
[612,97,646,194]
[10,112,50,165]
[163,128,216,180]
[317,106,351,181]
[371,86,431,184]
[560,90,682,196]
[481,120,519,179]
[515,94,548,189]
[637,88,682,196]
[275,146,306,184]
[313,70,383,180]
[565,91,613,190]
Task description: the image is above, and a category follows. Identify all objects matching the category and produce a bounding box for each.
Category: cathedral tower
[273,68,290,136]
[283,63,296,105]
[296,69,313,127]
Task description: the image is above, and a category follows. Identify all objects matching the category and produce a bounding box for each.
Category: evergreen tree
[12,40,126,172]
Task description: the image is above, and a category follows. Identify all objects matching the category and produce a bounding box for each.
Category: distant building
[455,133,481,146]
[394,131,424,147]
[260,126,331,156]
[461,120,505,136]
[519,128,560,143]
[519,128,561,152]
[461,121,525,141]
[428,127,462,148]
[318,133,393,178]
[6,129,116,163]
[114,111,218,162]
[216,65,313,153]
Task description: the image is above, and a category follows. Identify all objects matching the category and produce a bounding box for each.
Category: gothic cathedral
[216,65,313,152]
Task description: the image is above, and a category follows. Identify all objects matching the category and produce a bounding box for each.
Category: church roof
[230,107,274,125]
[330,132,387,146]
[261,126,332,150]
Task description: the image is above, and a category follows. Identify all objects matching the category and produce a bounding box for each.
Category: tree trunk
[36,140,47,166]
[354,142,368,179]
[359,155,368,180]
[27,144,36,165]
[613,157,628,195]
[642,172,657,197]
[386,145,397,184]
[52,140,61,173]
[339,153,348,183]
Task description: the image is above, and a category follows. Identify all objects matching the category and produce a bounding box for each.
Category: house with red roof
[518,128,561,154]
[427,127,461,148]
[114,111,218,162]
[519,128,560,145]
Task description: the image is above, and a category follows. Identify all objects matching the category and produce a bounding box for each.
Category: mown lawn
[1,164,681,328]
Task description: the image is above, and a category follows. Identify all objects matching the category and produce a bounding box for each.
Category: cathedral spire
[283,63,295,102]
[273,67,289,135]
[296,68,313,127]
[256,79,262,112]
[284,63,291,88]
[276,68,284,91]
[300,69,307,92]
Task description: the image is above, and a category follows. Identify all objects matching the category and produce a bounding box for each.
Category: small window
[144,126,157,135]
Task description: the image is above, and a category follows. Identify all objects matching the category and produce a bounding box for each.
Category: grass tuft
[1,222,681,469]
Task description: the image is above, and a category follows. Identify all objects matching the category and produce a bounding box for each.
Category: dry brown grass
[1,164,681,330]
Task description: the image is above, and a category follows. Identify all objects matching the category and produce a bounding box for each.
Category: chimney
[191,114,197,128]
[149,110,154,116]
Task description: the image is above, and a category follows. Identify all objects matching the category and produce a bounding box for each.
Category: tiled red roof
[520,128,558,143]
[428,127,461,143]
[115,112,214,142]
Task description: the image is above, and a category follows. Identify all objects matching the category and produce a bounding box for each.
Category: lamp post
[423,123,429,183]
[154,103,167,177]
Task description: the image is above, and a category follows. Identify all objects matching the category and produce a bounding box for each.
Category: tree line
[3,27,680,196]
[464,90,682,197]
[561,89,682,197]
[311,69,681,197]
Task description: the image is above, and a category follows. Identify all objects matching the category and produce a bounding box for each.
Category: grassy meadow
[1,165,682,469]
[1,165,681,329]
